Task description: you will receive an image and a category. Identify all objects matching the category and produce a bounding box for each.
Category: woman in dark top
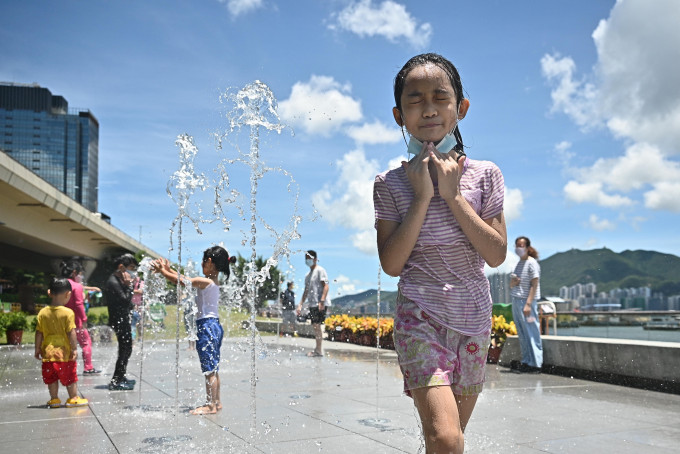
[104,253,138,390]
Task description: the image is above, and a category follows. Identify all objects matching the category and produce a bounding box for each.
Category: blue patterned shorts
[196,317,224,374]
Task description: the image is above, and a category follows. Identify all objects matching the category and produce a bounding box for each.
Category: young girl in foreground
[153,246,235,415]
[374,53,507,453]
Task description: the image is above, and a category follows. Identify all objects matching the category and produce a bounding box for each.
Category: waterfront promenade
[1,336,679,453]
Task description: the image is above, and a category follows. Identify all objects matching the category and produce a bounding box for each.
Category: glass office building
[0,82,99,212]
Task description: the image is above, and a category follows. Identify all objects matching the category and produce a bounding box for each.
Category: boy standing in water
[35,278,89,408]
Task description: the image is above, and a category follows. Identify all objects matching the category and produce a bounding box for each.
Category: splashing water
[166,134,207,416]
[213,80,301,437]
[158,80,302,437]
[135,256,175,406]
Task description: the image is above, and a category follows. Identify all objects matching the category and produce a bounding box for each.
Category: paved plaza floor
[1,334,679,453]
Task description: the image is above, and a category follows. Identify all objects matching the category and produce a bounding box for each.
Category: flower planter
[6,329,23,345]
[487,345,502,364]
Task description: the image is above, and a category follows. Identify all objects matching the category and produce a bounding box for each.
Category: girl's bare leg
[190,371,220,415]
[411,386,478,454]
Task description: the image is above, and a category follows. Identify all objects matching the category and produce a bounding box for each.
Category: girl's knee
[424,426,464,454]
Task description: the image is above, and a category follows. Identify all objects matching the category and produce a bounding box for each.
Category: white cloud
[346,120,402,145]
[644,181,680,213]
[332,274,357,296]
[503,186,524,223]
[562,143,680,209]
[350,230,376,255]
[579,143,680,192]
[553,141,574,168]
[540,53,598,128]
[592,1,680,151]
[542,0,680,214]
[312,149,379,255]
[587,214,615,231]
[330,0,432,48]
[278,75,362,136]
[219,0,264,17]
[563,181,634,208]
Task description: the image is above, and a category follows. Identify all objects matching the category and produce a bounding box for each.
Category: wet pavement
[1,335,679,453]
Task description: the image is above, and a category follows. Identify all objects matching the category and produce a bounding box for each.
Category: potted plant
[488,315,517,364]
[5,311,29,345]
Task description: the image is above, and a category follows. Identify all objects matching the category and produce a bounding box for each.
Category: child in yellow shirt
[35,278,88,408]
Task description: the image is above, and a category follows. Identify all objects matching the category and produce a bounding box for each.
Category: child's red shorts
[42,361,78,386]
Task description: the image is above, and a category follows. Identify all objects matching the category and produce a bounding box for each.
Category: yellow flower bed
[491,314,517,347]
[325,314,394,348]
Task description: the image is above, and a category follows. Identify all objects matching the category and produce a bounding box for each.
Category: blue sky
[2,0,680,299]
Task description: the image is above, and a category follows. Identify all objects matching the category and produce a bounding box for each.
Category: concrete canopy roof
[0,152,160,272]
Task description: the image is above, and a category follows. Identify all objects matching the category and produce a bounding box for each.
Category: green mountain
[332,289,398,314]
[540,248,680,295]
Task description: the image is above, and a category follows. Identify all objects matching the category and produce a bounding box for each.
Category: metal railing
[552,310,680,343]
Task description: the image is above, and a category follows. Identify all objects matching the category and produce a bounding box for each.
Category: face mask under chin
[407,131,458,156]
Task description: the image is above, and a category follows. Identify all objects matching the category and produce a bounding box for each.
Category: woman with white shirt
[509,236,543,373]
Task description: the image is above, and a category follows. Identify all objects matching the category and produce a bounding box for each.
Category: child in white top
[153,245,236,415]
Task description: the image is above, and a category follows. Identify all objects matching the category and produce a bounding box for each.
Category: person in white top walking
[153,245,236,414]
[297,250,330,357]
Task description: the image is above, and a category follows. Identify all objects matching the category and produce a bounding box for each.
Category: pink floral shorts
[394,294,490,397]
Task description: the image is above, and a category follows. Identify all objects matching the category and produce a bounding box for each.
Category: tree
[232,254,283,311]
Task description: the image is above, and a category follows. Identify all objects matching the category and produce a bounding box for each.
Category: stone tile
[2,337,679,453]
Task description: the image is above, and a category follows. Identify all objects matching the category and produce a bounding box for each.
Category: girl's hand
[430,148,465,201]
[401,141,434,201]
[523,303,532,317]
[152,258,167,273]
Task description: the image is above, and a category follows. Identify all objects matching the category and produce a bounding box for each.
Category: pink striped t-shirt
[373,159,505,336]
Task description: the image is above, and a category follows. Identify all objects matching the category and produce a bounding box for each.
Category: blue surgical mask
[305,258,314,267]
[407,131,458,156]
[126,270,136,279]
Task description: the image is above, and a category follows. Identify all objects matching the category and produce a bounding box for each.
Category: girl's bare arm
[153,258,213,289]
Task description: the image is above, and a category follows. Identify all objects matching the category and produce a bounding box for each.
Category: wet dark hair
[306,250,317,259]
[113,253,138,269]
[203,246,236,278]
[59,260,82,278]
[287,281,294,288]
[394,53,465,153]
[515,236,539,260]
[49,277,72,295]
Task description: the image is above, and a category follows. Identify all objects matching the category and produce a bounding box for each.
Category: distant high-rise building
[0,82,99,212]
[488,272,511,304]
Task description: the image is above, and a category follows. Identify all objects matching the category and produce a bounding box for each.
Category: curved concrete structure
[0,151,160,272]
